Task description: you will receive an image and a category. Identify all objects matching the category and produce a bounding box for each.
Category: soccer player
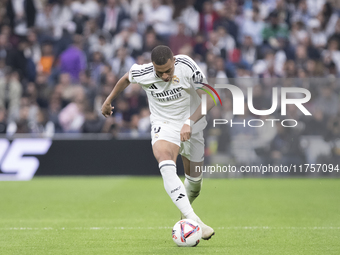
[101,45,215,240]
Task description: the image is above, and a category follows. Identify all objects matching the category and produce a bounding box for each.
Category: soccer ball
[172,219,202,247]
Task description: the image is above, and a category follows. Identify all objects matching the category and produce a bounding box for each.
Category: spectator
[333,19,340,41]
[241,35,259,67]
[289,21,308,47]
[99,0,129,36]
[82,106,105,133]
[0,34,10,61]
[48,91,63,133]
[71,0,100,19]
[124,83,147,114]
[306,0,325,17]
[294,44,308,70]
[322,37,340,74]
[34,72,49,109]
[193,33,207,58]
[59,34,87,82]
[111,47,135,79]
[38,42,55,75]
[90,34,114,63]
[319,2,339,38]
[32,108,55,137]
[292,0,311,25]
[88,51,107,86]
[6,0,36,36]
[113,97,134,132]
[253,49,279,78]
[35,3,55,39]
[6,39,29,80]
[135,10,148,36]
[112,21,143,58]
[241,7,264,46]
[145,0,174,41]
[216,26,235,57]
[205,51,218,78]
[26,30,41,65]
[214,56,228,79]
[262,10,289,49]
[169,21,193,55]
[0,107,7,134]
[79,70,96,106]
[214,3,238,42]
[142,29,161,54]
[85,18,102,53]
[51,0,73,39]
[308,18,327,49]
[283,59,297,78]
[200,1,219,36]
[58,86,87,133]
[138,107,151,133]
[179,0,200,35]
[130,0,152,21]
[206,30,226,59]
[128,113,140,136]
[7,103,30,134]
[55,72,76,103]
[0,69,22,121]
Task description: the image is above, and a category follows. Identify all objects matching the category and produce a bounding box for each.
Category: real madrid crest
[172,75,180,84]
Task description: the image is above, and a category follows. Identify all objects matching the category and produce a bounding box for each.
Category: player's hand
[101,102,114,118]
[180,124,191,142]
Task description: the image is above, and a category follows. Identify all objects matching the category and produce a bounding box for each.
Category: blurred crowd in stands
[0,0,339,167]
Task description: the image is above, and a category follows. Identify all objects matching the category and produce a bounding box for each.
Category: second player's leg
[181,155,214,239]
[182,156,203,177]
[182,156,203,205]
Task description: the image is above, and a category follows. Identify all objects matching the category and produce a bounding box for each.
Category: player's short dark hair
[151,45,173,65]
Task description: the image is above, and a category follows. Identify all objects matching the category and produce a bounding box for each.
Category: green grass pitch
[1,177,339,254]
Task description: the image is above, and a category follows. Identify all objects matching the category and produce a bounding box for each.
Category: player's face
[153,57,175,82]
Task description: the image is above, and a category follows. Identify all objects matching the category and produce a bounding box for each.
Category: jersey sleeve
[177,55,206,88]
[128,63,154,84]
[128,64,139,83]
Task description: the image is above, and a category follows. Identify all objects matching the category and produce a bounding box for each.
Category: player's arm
[180,86,215,142]
[189,86,215,123]
[101,72,130,117]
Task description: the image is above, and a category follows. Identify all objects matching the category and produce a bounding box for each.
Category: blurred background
[0,0,339,178]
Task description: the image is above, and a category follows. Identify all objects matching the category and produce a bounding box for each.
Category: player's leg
[182,156,203,204]
[178,131,214,240]
[181,154,215,240]
[152,140,196,218]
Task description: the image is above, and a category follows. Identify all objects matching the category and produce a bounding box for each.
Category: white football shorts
[151,120,204,162]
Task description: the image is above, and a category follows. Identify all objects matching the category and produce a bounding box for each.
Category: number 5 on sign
[0,139,52,181]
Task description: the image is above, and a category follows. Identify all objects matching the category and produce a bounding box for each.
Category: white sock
[159,160,195,217]
[184,173,203,204]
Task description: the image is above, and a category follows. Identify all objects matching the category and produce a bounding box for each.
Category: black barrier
[35,139,184,176]
[0,137,338,180]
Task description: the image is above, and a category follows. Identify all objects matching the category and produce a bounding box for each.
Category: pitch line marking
[1,226,340,230]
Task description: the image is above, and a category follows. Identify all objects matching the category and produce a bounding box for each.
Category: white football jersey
[128,54,207,132]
